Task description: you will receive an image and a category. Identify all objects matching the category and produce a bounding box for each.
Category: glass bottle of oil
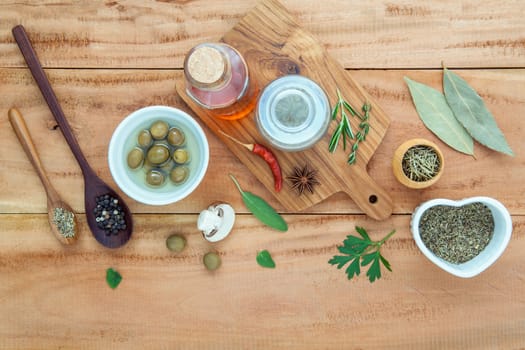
[183,43,258,120]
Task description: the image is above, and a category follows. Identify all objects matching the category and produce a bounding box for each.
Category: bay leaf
[443,68,514,156]
[404,76,474,155]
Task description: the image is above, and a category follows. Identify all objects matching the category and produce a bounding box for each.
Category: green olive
[167,127,186,146]
[150,120,169,140]
[145,169,165,187]
[146,144,170,165]
[166,234,186,252]
[203,252,221,271]
[126,147,144,169]
[173,148,189,164]
[170,166,189,184]
[137,129,153,148]
[160,159,175,174]
[142,159,153,173]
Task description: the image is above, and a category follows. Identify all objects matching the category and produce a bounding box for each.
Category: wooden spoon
[12,25,133,249]
[8,107,78,245]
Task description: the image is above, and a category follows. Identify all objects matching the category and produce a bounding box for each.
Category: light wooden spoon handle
[8,107,60,202]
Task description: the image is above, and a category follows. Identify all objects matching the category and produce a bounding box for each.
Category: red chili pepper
[220,131,283,192]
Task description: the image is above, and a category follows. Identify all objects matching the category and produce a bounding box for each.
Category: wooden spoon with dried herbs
[8,108,78,244]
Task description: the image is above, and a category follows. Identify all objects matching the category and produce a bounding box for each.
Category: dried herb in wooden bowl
[402,145,441,182]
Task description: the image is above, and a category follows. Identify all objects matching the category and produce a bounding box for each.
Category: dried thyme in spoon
[53,207,76,238]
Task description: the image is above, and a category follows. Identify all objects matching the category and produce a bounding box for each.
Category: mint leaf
[106,268,122,289]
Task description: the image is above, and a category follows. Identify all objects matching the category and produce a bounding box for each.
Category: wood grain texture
[1,0,524,69]
[0,213,524,349]
[1,68,523,215]
[177,0,393,220]
[1,1,525,348]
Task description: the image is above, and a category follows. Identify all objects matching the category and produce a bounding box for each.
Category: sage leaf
[106,268,122,289]
[404,76,474,155]
[230,174,288,232]
[443,67,513,156]
[256,250,276,268]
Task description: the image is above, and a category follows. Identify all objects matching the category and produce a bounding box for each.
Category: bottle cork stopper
[187,46,226,85]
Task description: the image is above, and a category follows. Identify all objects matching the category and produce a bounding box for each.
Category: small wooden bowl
[392,138,444,189]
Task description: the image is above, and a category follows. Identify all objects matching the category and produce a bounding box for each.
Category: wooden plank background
[1,1,524,349]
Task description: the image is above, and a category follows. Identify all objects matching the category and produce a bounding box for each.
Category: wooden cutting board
[177,0,392,220]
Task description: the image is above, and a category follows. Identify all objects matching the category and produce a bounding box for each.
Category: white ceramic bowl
[411,197,512,278]
[108,106,209,205]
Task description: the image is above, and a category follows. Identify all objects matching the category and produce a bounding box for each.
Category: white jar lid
[256,75,330,152]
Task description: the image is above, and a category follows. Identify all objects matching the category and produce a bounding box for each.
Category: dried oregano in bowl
[411,197,512,278]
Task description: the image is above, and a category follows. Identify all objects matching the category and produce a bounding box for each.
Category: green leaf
[355,226,371,242]
[443,67,513,156]
[329,227,395,283]
[256,250,276,268]
[329,123,343,153]
[361,252,378,266]
[328,255,352,269]
[404,76,474,155]
[380,254,392,272]
[345,257,361,279]
[342,116,354,140]
[331,101,340,120]
[340,238,368,255]
[230,175,288,232]
[106,268,122,289]
[366,257,382,283]
[343,100,358,116]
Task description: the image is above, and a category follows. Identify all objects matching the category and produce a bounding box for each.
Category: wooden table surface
[1,1,524,349]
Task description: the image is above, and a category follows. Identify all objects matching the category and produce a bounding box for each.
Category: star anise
[286,163,320,195]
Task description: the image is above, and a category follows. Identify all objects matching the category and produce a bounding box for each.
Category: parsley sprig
[328,226,395,283]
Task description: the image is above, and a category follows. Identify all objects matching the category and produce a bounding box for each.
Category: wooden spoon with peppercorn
[12,25,133,248]
[8,108,78,245]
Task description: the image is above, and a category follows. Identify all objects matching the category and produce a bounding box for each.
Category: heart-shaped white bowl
[411,197,512,278]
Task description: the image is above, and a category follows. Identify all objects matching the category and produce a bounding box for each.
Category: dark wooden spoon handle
[12,25,94,176]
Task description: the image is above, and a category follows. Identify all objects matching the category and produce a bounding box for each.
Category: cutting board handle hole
[369,195,378,204]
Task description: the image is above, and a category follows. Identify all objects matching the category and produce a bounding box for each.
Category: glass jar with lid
[256,75,330,151]
[183,43,258,120]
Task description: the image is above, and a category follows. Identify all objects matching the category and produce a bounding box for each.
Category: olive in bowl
[108,106,209,205]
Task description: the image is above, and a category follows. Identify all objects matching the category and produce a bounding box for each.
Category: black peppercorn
[95,194,127,236]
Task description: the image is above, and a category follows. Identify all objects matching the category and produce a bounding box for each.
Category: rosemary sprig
[328,226,395,283]
[328,89,354,153]
[328,89,371,164]
[348,102,371,164]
